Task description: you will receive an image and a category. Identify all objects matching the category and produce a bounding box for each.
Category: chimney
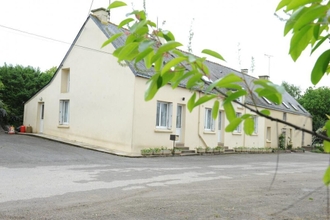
[91,8,109,24]
[241,69,248,74]
[258,75,270,80]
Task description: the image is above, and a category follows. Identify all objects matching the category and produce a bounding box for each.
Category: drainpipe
[197,92,208,147]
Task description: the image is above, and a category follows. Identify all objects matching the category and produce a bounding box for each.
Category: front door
[39,103,44,133]
[218,111,222,142]
[176,105,183,142]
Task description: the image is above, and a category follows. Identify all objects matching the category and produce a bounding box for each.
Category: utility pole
[264,54,273,77]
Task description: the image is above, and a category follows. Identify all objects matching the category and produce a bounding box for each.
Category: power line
[0,23,113,55]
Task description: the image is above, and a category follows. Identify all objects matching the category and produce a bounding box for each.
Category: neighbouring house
[23,8,312,156]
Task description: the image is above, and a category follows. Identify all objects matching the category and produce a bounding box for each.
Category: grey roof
[91,15,311,117]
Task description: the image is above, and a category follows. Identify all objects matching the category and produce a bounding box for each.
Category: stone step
[175,146,189,151]
[181,150,196,154]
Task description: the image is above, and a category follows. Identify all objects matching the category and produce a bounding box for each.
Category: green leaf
[118,18,134,28]
[144,75,159,101]
[159,71,175,87]
[101,33,123,48]
[151,41,183,63]
[284,7,308,36]
[171,70,196,89]
[186,73,203,89]
[108,1,127,9]
[311,49,330,85]
[147,20,156,28]
[260,109,270,116]
[311,34,330,55]
[187,92,196,112]
[162,30,175,41]
[290,25,313,61]
[207,73,242,91]
[194,95,217,107]
[212,100,220,119]
[286,0,322,11]
[154,56,163,72]
[294,5,328,31]
[223,101,235,122]
[117,42,139,61]
[325,120,330,137]
[244,117,254,135]
[135,48,154,64]
[223,90,247,104]
[130,19,148,34]
[201,49,225,61]
[323,166,330,186]
[196,60,210,75]
[144,49,154,69]
[225,118,242,132]
[276,0,291,11]
[161,57,186,75]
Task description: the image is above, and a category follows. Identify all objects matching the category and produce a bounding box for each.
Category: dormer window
[282,102,290,109]
[262,97,272,105]
[289,103,298,111]
[298,105,307,113]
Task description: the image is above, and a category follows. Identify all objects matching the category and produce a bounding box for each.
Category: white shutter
[59,101,63,124]
[167,103,173,129]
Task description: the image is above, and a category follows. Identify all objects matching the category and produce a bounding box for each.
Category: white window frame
[204,108,215,131]
[59,100,70,125]
[289,102,298,111]
[233,112,242,133]
[266,127,271,141]
[252,115,258,134]
[156,101,172,129]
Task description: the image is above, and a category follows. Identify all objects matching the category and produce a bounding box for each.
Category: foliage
[278,133,285,149]
[281,81,302,100]
[0,64,55,125]
[299,86,330,131]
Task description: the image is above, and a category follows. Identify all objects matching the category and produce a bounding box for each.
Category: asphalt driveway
[0,132,329,219]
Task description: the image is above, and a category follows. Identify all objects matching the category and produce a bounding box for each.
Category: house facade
[23,8,312,156]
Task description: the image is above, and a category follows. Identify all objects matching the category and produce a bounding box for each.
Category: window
[204,108,215,131]
[298,105,306,113]
[59,100,70,125]
[234,112,242,133]
[61,68,70,93]
[156,101,172,129]
[282,102,290,109]
[283,112,287,121]
[252,116,258,134]
[266,127,271,141]
[262,97,272,105]
[289,102,298,111]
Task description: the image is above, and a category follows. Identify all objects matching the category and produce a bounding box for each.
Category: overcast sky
[0,0,329,91]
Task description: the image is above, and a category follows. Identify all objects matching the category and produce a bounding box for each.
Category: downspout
[197,92,208,147]
[243,103,247,147]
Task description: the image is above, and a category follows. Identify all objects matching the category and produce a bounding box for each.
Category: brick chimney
[258,75,270,80]
[91,8,109,24]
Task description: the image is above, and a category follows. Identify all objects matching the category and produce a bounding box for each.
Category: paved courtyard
[0,132,329,219]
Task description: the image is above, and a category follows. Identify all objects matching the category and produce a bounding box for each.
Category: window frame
[156,101,172,129]
[233,112,242,133]
[59,100,70,125]
[204,108,215,131]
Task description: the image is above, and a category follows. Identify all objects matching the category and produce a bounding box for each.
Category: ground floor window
[156,101,172,129]
[234,112,242,133]
[204,108,215,131]
[59,100,70,125]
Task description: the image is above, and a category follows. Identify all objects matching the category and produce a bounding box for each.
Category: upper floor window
[156,101,172,129]
[234,112,242,133]
[61,68,70,93]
